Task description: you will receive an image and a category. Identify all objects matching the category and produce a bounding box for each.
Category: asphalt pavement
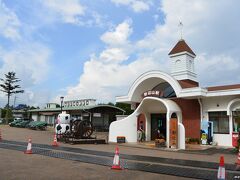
[0,125,239,179]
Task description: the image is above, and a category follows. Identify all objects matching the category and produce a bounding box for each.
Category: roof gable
[169,39,196,56]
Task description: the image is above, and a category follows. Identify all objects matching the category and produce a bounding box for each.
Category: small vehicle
[9,119,23,127]
[15,120,31,128]
[27,121,47,130]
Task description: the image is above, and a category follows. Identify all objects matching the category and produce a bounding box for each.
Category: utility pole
[13,96,17,108]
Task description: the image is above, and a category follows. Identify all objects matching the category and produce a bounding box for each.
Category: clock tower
[168,39,197,82]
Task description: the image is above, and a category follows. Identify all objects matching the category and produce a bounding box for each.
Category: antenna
[178,21,183,40]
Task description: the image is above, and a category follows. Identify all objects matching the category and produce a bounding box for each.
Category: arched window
[171,113,177,118]
[152,82,176,98]
[175,59,181,71]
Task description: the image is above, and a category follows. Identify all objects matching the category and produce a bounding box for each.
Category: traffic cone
[111,146,122,170]
[217,156,225,180]
[24,138,32,154]
[52,133,58,147]
[0,129,2,141]
[236,147,240,165]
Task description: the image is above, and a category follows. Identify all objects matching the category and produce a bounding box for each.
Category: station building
[109,39,240,149]
[29,99,125,131]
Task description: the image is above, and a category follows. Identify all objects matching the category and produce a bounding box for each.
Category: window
[152,82,176,98]
[189,60,193,71]
[175,60,181,71]
[208,111,229,134]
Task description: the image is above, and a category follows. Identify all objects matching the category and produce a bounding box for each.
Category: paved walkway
[0,125,239,179]
[0,139,239,180]
[0,125,237,164]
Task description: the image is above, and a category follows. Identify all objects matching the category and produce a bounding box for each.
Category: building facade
[109,39,239,149]
[30,99,125,131]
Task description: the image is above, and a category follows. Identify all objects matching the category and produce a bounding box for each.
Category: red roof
[207,84,240,91]
[169,39,196,56]
[178,80,199,88]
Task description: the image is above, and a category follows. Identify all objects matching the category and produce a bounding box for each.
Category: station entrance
[151,113,166,140]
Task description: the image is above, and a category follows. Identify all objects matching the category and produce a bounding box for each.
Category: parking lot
[0,125,196,180]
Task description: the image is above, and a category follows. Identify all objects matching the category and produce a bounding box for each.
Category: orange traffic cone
[0,129,2,141]
[24,138,32,154]
[217,156,225,180]
[52,133,58,147]
[111,146,122,170]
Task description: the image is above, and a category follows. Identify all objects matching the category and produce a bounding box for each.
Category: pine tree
[0,72,24,109]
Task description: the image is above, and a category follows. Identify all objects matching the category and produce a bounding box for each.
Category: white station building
[109,39,240,149]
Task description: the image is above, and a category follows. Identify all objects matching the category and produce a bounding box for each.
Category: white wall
[32,114,38,121]
[170,53,197,81]
[116,115,128,121]
[109,112,138,142]
[201,95,239,147]
[109,97,184,150]
[213,134,232,146]
[40,115,45,122]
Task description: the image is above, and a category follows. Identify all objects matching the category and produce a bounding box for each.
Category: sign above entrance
[64,99,96,108]
[142,90,164,98]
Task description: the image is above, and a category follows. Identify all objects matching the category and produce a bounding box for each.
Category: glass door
[151,113,166,140]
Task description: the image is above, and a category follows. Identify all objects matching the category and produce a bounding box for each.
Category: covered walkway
[109,97,185,149]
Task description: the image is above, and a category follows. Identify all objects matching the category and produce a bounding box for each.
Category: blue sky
[0,0,240,107]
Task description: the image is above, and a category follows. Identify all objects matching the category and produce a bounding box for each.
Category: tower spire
[178,21,183,40]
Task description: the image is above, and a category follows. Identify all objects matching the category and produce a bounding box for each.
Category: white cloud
[62,18,161,102]
[137,0,240,86]
[0,43,51,86]
[101,19,132,46]
[111,0,151,13]
[0,0,21,40]
[40,0,108,27]
[0,1,53,107]
[197,54,240,86]
[99,48,129,63]
[0,42,51,107]
[131,1,150,12]
[64,20,162,102]
[64,0,240,103]
[41,0,85,24]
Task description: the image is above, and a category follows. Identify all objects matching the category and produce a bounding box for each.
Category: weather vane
[178,21,183,40]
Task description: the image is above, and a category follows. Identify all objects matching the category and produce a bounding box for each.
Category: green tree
[115,102,133,115]
[5,108,13,123]
[107,102,114,106]
[0,72,24,109]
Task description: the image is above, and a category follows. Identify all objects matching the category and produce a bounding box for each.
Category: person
[137,129,142,142]
[141,128,145,142]
[157,129,161,139]
[138,127,145,142]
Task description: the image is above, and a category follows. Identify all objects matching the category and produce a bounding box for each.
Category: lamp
[60,96,64,112]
